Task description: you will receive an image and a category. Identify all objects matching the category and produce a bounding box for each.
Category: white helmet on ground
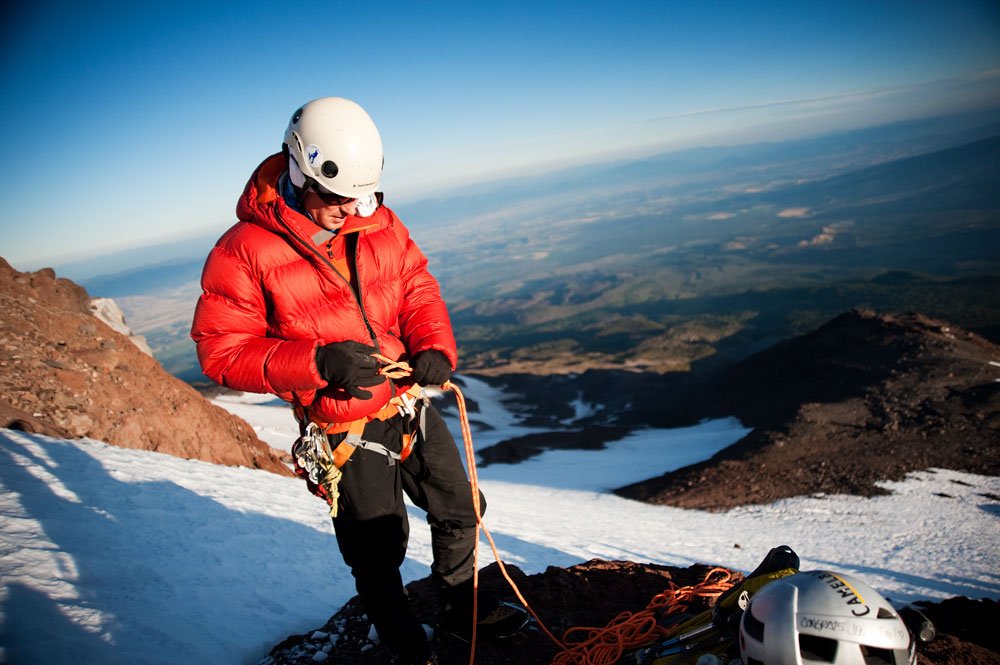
[283,97,383,198]
[739,570,915,665]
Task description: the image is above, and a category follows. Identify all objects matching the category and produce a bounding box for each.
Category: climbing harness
[290,376,425,517]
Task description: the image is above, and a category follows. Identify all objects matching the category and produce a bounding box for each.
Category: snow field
[1,374,997,664]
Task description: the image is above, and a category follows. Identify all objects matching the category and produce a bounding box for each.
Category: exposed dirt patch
[916,597,1000,663]
[0,258,290,475]
[616,310,1000,510]
[477,426,630,467]
[263,560,739,665]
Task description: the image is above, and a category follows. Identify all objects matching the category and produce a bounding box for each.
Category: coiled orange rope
[550,567,735,665]
[374,357,735,665]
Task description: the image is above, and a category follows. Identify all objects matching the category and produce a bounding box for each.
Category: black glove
[315,341,386,399]
[410,350,452,386]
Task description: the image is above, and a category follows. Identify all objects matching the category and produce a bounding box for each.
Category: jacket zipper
[274,213,381,351]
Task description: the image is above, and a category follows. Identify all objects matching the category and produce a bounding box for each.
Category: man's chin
[319,219,346,231]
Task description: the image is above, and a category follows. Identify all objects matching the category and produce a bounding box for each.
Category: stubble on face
[302,192,358,231]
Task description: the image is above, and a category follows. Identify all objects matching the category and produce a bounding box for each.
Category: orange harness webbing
[294,383,423,468]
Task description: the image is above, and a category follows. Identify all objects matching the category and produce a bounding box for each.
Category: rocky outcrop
[261,558,999,664]
[263,559,733,665]
[89,297,153,356]
[615,309,1000,509]
[0,258,291,476]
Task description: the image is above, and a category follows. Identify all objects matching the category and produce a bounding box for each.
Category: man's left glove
[410,350,453,386]
[315,341,386,399]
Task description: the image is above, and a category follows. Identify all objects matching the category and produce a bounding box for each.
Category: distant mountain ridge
[399,108,1000,235]
[735,133,1000,213]
[79,255,207,300]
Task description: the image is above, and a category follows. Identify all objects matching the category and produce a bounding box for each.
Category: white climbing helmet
[739,570,915,665]
[283,97,383,198]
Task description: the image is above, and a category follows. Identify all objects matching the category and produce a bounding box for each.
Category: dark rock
[262,559,999,664]
[477,426,630,466]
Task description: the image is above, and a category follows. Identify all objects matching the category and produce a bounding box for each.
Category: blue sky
[2,0,999,269]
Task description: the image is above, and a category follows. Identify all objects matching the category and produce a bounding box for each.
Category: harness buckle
[395,391,419,420]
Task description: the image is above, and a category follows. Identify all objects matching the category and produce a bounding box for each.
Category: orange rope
[445,376,569,663]
[372,356,735,665]
[549,568,735,665]
[373,356,566,664]
[375,357,413,380]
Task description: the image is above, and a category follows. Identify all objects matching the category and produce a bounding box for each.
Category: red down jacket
[191,153,458,424]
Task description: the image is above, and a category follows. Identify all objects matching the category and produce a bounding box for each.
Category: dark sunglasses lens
[311,183,353,205]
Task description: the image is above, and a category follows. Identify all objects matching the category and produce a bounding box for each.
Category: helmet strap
[287,154,308,189]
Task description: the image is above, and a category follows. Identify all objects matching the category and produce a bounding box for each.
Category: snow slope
[1,376,998,664]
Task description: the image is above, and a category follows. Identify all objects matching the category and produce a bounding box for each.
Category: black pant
[330,404,485,655]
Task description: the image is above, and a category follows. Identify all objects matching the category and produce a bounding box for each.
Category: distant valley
[66,110,1000,384]
[437,128,1000,375]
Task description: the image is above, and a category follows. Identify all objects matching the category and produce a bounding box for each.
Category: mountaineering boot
[354,571,432,660]
[438,578,530,642]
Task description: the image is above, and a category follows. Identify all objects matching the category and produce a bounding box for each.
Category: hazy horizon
[11,103,1000,279]
[3,1,999,269]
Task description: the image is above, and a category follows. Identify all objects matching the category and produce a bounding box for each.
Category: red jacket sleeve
[191,243,326,394]
[392,218,458,369]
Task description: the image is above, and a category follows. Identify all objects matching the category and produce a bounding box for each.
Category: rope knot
[371,353,414,380]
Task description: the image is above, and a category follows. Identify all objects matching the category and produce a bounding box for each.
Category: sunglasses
[308,181,356,206]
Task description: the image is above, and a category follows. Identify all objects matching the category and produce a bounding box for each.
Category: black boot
[354,570,431,659]
[437,578,530,642]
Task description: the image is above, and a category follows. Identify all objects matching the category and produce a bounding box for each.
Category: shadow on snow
[0,430,345,665]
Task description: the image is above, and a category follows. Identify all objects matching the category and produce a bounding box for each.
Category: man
[191,97,524,664]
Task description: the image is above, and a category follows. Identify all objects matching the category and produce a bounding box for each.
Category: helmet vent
[321,161,339,178]
[743,610,765,641]
[292,108,303,124]
[799,634,838,662]
[877,607,896,619]
[860,646,895,664]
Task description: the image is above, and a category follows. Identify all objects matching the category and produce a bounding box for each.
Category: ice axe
[633,545,801,665]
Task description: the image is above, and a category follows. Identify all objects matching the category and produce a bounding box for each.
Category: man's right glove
[410,349,453,386]
[315,341,386,399]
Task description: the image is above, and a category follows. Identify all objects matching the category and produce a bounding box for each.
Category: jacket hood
[196,153,458,425]
[236,153,387,247]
